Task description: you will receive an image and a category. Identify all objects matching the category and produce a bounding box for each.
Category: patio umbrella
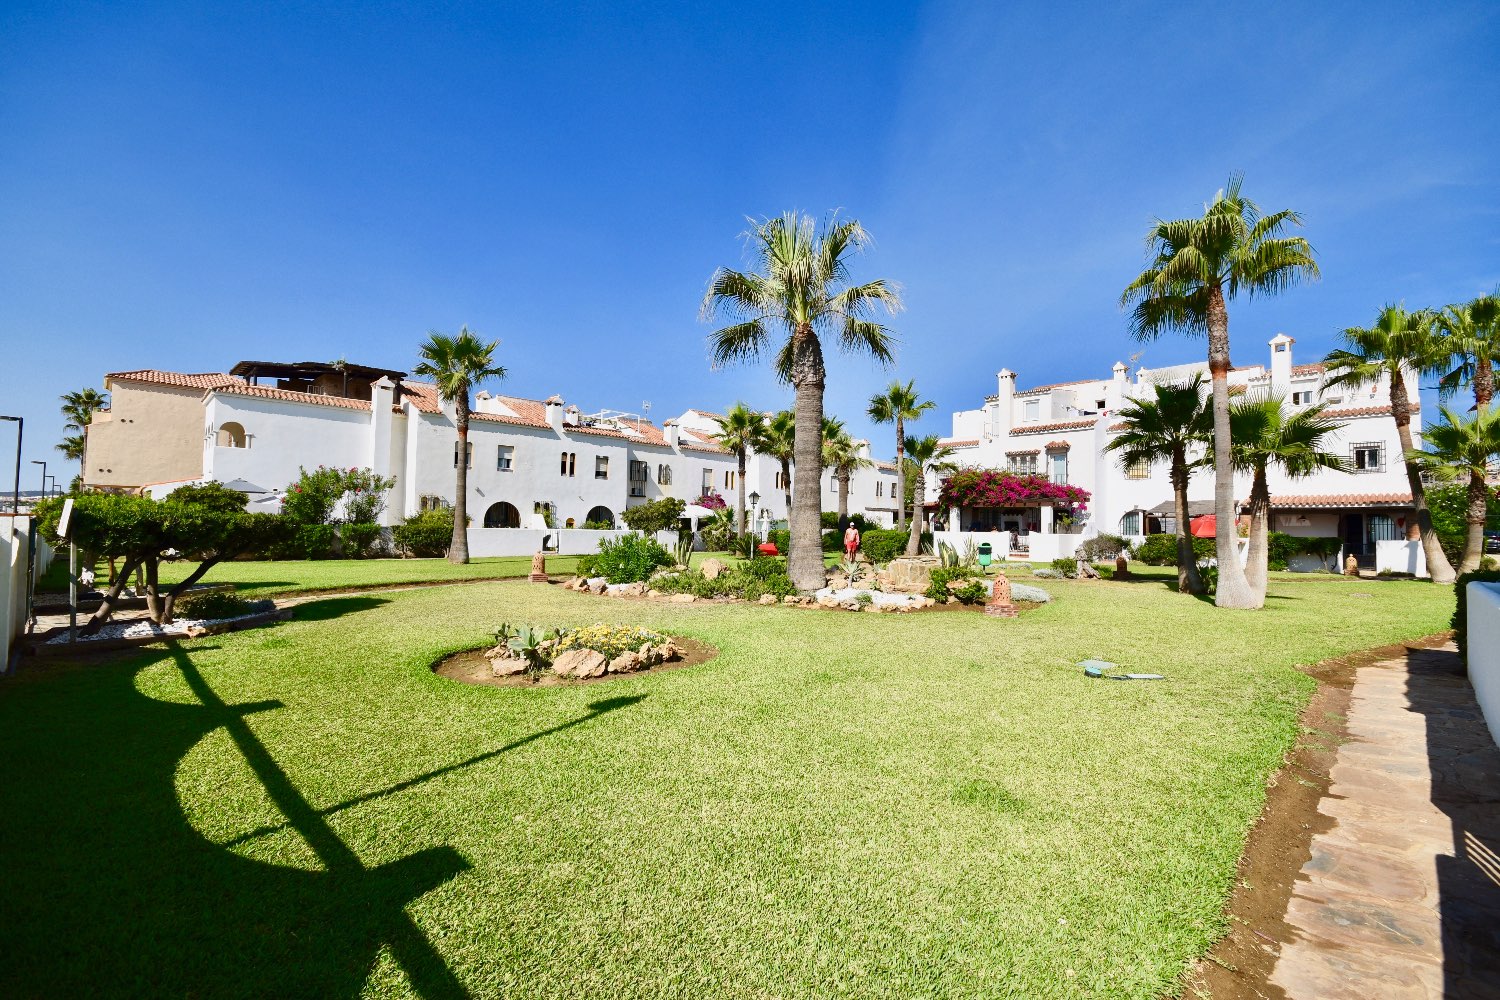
[1189,514,1217,538]
[221,478,270,495]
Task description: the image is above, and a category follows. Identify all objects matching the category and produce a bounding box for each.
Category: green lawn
[0,569,1452,998]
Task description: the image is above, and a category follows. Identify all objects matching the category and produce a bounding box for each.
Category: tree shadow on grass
[290,595,392,621]
[0,645,643,998]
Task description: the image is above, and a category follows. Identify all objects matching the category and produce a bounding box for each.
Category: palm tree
[414,327,507,564]
[867,380,935,532]
[1324,305,1456,584]
[755,409,796,517]
[1121,175,1319,609]
[1228,397,1350,598]
[703,211,903,591]
[1436,292,1500,409]
[711,403,765,538]
[821,418,870,524]
[1104,375,1214,595]
[59,387,109,478]
[1406,405,1500,573]
[901,434,956,555]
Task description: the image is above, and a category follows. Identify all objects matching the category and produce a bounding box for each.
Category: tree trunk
[780,458,792,517]
[837,470,850,522]
[1205,284,1259,609]
[1461,468,1489,574]
[162,558,223,624]
[143,558,163,623]
[1171,448,1205,595]
[895,416,906,532]
[788,328,827,591]
[449,392,471,565]
[82,555,142,634]
[1245,465,1271,598]
[736,451,748,538]
[1476,356,1494,410]
[1391,368,1456,583]
[905,470,925,555]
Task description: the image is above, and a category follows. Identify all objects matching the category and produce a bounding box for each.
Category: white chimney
[663,419,680,448]
[1107,361,1128,410]
[544,394,565,431]
[1269,333,1294,396]
[991,369,1017,438]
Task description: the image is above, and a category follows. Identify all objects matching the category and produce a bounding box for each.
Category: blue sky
[2,1,1497,485]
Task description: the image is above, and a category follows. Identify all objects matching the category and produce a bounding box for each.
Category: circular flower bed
[433,622,716,688]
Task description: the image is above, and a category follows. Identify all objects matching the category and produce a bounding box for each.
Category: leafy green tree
[711,403,765,538]
[1104,374,1214,595]
[703,211,902,591]
[1324,305,1456,583]
[1227,397,1349,597]
[414,327,507,564]
[901,434,957,555]
[821,418,870,524]
[1122,175,1319,609]
[755,409,796,516]
[619,497,686,535]
[867,380,935,532]
[1406,405,1500,573]
[1436,292,1500,409]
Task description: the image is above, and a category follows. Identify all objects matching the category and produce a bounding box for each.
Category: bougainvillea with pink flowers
[698,491,728,511]
[937,469,1090,515]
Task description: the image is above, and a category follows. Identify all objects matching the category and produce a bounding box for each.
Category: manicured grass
[0,568,1452,997]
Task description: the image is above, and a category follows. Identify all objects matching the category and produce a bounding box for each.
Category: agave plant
[506,625,557,672]
[673,530,694,569]
[839,556,863,584]
[493,623,517,647]
[937,541,961,568]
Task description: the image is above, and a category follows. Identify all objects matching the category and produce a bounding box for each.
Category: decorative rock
[1077,561,1100,580]
[985,573,1019,617]
[700,558,727,581]
[589,579,608,595]
[618,581,647,597]
[758,594,778,606]
[658,641,681,661]
[669,593,696,603]
[885,556,939,593]
[529,551,548,583]
[552,648,608,679]
[647,589,662,598]
[782,595,800,605]
[946,595,959,605]
[608,650,643,673]
[489,656,527,678]
[817,595,842,608]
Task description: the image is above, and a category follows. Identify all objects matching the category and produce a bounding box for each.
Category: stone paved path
[1270,643,1500,999]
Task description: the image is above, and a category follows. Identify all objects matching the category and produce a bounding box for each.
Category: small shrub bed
[925,566,988,605]
[1075,533,1131,561]
[175,590,263,621]
[392,509,453,558]
[650,557,797,601]
[1134,533,1214,566]
[592,533,674,583]
[553,623,669,660]
[1050,558,1078,578]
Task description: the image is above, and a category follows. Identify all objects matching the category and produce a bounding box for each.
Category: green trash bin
[977,542,993,572]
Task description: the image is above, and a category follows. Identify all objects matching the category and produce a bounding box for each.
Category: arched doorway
[483,501,520,528]
[585,506,614,528]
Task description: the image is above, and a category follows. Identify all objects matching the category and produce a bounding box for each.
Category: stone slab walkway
[1270,643,1500,999]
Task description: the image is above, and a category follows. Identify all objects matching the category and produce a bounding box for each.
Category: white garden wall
[2,519,50,670]
[464,527,678,558]
[1465,582,1500,748]
[1376,539,1427,577]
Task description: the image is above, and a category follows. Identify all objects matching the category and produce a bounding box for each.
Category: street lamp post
[748,491,761,556]
[31,459,46,503]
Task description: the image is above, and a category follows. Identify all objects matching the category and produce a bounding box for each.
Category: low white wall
[932,530,1013,560]
[464,527,678,558]
[1466,582,1500,748]
[1376,539,1427,578]
[2,519,48,670]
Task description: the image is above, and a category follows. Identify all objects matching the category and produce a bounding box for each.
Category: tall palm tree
[1121,175,1319,609]
[867,380,935,532]
[901,434,956,555]
[1104,375,1214,595]
[711,403,765,538]
[1406,405,1500,573]
[59,387,109,479]
[755,409,796,517]
[1227,397,1350,598]
[1324,305,1456,584]
[821,418,870,524]
[1436,292,1500,409]
[703,211,903,591]
[414,327,507,564]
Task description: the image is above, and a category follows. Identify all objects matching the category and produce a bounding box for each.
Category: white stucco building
[928,334,1425,571]
[90,359,899,554]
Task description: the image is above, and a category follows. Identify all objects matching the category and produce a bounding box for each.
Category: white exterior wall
[203,395,373,498]
[1376,540,1428,577]
[1466,582,1500,748]
[467,528,679,557]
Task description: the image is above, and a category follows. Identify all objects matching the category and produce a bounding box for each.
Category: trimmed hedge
[1134,533,1213,566]
[1452,570,1500,660]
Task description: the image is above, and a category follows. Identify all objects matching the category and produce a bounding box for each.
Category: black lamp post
[31,459,46,503]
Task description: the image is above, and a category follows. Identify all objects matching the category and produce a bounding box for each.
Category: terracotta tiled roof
[400,381,442,414]
[1010,418,1096,436]
[1323,404,1405,419]
[874,461,897,472]
[1045,440,1071,450]
[108,369,243,390]
[1005,448,1040,456]
[213,383,371,410]
[1108,422,1128,432]
[1265,492,1414,509]
[1292,362,1327,376]
[490,395,551,427]
[1014,378,1097,398]
[471,411,552,430]
[939,438,979,448]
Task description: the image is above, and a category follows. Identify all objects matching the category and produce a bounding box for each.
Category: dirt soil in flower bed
[901,599,1043,615]
[433,635,719,688]
[1177,631,1454,1000]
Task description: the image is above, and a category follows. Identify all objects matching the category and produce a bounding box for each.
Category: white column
[1040,504,1055,534]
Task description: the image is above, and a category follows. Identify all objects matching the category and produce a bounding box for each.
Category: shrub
[619,497,685,535]
[1134,533,1213,566]
[1051,558,1078,577]
[1452,569,1500,660]
[860,528,909,564]
[582,519,614,530]
[339,522,384,559]
[174,589,257,620]
[768,528,790,553]
[575,554,597,577]
[925,566,988,604]
[592,533,674,583]
[391,508,453,558]
[699,508,736,551]
[1075,534,1130,561]
[650,557,796,601]
[820,512,875,531]
[553,623,669,660]
[292,523,337,560]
